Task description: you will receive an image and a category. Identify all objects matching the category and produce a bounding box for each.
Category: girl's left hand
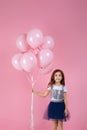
[64,108,68,116]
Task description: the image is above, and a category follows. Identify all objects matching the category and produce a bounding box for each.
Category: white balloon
[20,52,37,72]
[16,34,29,52]
[42,36,55,49]
[38,49,54,67]
[12,53,23,71]
[39,63,53,74]
[27,29,43,49]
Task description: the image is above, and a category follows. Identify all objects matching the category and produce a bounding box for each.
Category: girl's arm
[32,88,50,97]
[63,92,68,109]
[64,92,70,116]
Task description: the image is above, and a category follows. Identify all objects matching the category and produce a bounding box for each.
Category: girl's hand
[32,89,34,93]
[32,89,38,95]
[64,108,68,116]
[32,89,35,93]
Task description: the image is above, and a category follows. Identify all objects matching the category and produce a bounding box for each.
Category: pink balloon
[42,36,55,49]
[39,63,53,74]
[27,29,43,49]
[16,34,29,52]
[20,52,37,72]
[38,49,54,67]
[12,53,23,71]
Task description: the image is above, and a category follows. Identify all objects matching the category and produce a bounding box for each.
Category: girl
[32,69,70,130]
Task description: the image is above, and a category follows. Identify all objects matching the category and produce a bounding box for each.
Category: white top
[47,84,67,102]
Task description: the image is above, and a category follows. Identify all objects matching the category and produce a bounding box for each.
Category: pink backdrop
[0,0,87,130]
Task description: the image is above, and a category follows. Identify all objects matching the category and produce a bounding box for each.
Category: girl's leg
[52,120,58,130]
[58,120,63,130]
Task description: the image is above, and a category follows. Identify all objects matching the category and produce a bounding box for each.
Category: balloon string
[30,77,34,130]
[31,91,34,130]
[31,75,34,130]
[25,72,35,130]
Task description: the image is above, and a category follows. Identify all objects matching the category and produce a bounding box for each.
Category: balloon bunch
[12,28,55,130]
[12,28,55,74]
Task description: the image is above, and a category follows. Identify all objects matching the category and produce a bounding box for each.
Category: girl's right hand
[32,89,37,95]
[32,89,35,93]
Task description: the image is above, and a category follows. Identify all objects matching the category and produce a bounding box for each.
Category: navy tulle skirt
[43,100,70,121]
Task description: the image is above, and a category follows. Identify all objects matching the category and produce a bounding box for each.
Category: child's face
[54,71,62,83]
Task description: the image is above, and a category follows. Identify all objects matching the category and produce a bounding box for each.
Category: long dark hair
[48,69,65,86]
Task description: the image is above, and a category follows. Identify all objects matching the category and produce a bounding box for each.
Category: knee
[54,122,58,127]
[58,120,63,128]
[52,120,58,128]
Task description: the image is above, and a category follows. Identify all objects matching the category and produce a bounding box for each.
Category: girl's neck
[55,82,61,86]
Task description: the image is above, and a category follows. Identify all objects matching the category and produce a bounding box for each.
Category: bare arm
[63,92,68,109]
[63,92,69,116]
[32,88,51,97]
